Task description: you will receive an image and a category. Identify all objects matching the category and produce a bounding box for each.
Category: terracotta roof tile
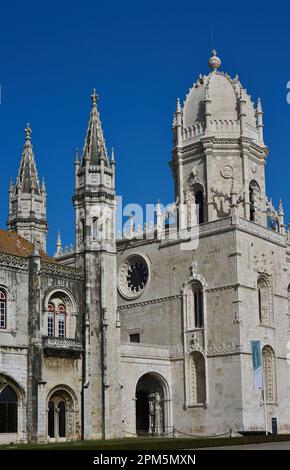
[0,230,54,261]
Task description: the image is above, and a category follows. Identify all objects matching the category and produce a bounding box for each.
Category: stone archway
[0,374,26,444]
[47,387,77,441]
[135,373,169,436]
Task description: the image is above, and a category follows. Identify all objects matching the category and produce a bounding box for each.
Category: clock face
[118,255,149,299]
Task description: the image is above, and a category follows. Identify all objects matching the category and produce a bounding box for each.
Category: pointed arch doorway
[135,373,169,436]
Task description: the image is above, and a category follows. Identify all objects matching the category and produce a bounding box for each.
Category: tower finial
[257,97,263,114]
[111,146,115,163]
[256,97,264,144]
[75,145,79,163]
[41,177,46,192]
[91,88,98,107]
[278,198,284,216]
[176,97,181,113]
[208,49,221,71]
[55,229,63,256]
[25,123,32,141]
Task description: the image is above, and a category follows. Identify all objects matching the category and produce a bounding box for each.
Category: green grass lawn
[1,434,290,450]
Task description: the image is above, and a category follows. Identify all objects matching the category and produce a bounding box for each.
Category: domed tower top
[172,50,264,145]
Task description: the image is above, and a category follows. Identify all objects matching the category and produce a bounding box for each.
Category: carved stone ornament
[220,164,233,179]
[253,252,273,275]
[207,342,239,355]
[186,252,207,287]
[191,166,200,180]
[188,332,204,354]
[250,163,257,174]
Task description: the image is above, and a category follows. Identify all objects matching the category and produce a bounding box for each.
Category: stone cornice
[117,294,181,310]
[171,135,268,158]
[206,284,236,293]
[120,342,245,360]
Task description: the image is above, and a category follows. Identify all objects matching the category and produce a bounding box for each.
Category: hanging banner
[251,340,263,390]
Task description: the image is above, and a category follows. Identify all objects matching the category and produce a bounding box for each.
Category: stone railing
[117,215,287,247]
[0,253,28,270]
[40,261,83,280]
[42,336,82,358]
[236,217,286,247]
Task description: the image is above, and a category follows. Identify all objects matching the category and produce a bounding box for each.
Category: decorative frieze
[121,343,189,361]
[40,261,83,280]
[199,217,232,236]
[0,253,28,270]
[207,342,242,356]
[237,218,285,246]
[121,343,171,360]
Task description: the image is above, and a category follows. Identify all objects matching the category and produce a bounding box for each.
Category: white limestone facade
[1,51,290,443]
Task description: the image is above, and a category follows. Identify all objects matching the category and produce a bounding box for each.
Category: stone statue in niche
[148,391,163,435]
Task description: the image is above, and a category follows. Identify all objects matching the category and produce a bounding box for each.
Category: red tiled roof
[0,230,53,261]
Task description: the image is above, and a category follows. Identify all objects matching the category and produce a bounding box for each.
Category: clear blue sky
[1,0,289,254]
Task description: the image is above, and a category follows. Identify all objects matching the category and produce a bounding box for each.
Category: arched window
[189,352,206,405]
[57,304,66,338]
[47,303,55,337]
[47,388,76,440]
[249,180,261,222]
[186,282,204,330]
[45,293,74,339]
[262,346,276,403]
[257,277,270,325]
[92,218,98,240]
[195,190,204,224]
[0,385,18,433]
[0,289,7,329]
[194,285,204,328]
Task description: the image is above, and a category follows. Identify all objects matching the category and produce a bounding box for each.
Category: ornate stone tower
[73,90,121,439]
[171,50,269,227]
[7,124,48,251]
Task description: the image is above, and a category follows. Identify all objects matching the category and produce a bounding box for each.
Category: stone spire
[55,230,63,256]
[278,198,284,217]
[74,90,116,254]
[278,198,285,234]
[256,97,264,144]
[16,124,41,195]
[82,89,108,166]
[7,124,48,251]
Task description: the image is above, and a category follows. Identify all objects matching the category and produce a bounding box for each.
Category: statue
[148,391,163,435]
[148,393,155,435]
[154,391,162,435]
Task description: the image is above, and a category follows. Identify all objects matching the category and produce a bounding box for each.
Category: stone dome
[181,52,258,142]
